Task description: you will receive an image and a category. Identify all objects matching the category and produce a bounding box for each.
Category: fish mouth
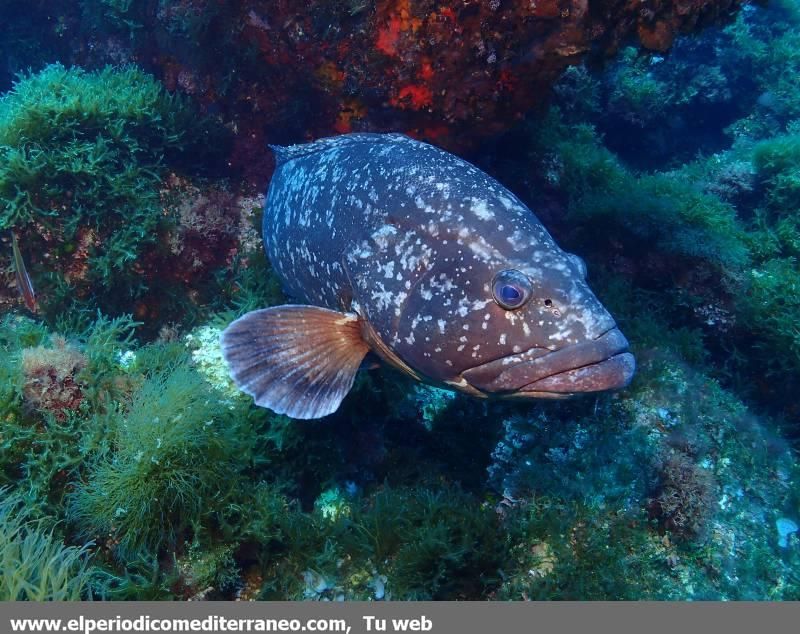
[461,327,635,398]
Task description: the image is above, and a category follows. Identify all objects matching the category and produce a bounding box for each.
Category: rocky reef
[3,0,742,157]
[0,0,799,603]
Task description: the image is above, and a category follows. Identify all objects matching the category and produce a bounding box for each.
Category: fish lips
[462,327,635,397]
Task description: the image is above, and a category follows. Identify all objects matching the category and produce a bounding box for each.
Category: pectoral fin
[220,305,370,419]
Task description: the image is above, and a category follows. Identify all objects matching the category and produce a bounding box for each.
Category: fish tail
[11,232,37,313]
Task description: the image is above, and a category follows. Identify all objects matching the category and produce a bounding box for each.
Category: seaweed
[0,489,95,600]
[0,63,229,326]
[647,452,716,541]
[752,133,800,213]
[335,486,506,600]
[530,111,750,276]
[498,500,669,600]
[67,361,250,561]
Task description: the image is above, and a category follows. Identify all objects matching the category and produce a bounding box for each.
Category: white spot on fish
[471,198,495,221]
[372,225,397,250]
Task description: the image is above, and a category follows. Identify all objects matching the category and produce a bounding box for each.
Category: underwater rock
[0,64,234,331]
[23,0,744,152]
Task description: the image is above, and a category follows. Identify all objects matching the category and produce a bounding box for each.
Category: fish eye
[492,269,532,310]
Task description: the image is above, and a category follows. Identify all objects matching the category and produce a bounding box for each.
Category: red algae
[391,84,433,110]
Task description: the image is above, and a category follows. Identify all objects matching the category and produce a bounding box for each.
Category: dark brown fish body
[222,133,634,419]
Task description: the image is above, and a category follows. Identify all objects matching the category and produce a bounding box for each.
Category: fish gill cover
[0,0,799,601]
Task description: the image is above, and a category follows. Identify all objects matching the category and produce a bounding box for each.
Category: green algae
[0,305,797,600]
[67,360,250,561]
[753,132,800,213]
[740,258,800,369]
[0,63,228,325]
[0,490,95,600]
[530,110,750,275]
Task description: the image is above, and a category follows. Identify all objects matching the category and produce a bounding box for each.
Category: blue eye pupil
[492,269,532,309]
[501,285,521,303]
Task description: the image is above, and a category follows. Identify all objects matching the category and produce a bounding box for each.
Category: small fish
[11,232,37,313]
[221,133,634,419]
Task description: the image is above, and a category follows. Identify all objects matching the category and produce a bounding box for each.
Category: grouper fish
[221,133,635,419]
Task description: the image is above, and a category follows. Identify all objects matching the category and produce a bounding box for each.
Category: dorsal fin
[270,133,413,167]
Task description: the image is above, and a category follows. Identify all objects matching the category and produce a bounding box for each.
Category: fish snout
[461,327,635,397]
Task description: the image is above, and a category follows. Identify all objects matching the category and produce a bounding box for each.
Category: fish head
[380,212,635,399]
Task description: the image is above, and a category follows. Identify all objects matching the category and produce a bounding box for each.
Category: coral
[0,489,95,600]
[21,336,86,421]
